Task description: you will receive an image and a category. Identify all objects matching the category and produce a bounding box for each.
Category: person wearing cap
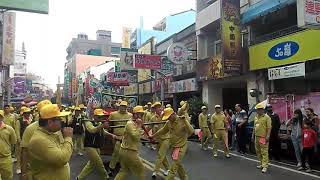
[79,104,87,118]
[165,104,172,108]
[114,106,145,180]
[211,105,230,158]
[0,110,17,180]
[144,104,156,150]
[77,108,116,180]
[199,106,211,151]
[71,107,85,156]
[27,104,73,180]
[265,104,281,161]
[15,107,32,175]
[251,103,272,173]
[151,102,170,178]
[178,101,190,123]
[3,105,16,129]
[20,100,52,180]
[109,101,133,173]
[151,108,194,180]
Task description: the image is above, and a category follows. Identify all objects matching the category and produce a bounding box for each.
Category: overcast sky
[14,0,195,89]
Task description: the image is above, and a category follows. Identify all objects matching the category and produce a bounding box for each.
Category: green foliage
[187,96,207,116]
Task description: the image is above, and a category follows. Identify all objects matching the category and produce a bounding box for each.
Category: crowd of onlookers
[197,103,319,172]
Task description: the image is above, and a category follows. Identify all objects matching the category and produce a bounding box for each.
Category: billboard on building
[107,72,130,86]
[0,0,49,14]
[249,30,320,70]
[120,48,138,71]
[168,78,198,94]
[122,27,131,48]
[139,82,152,94]
[297,0,320,28]
[2,12,16,66]
[124,84,138,95]
[221,0,241,75]
[196,56,224,80]
[13,77,26,95]
[134,54,161,70]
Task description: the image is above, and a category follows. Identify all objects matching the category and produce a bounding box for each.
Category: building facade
[66,30,121,59]
[130,10,196,49]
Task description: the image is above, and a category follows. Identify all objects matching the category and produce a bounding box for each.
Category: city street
[13,141,320,180]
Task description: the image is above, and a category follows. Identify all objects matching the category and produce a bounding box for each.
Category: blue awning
[241,0,296,24]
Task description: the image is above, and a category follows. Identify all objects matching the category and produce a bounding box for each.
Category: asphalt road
[13,141,320,180]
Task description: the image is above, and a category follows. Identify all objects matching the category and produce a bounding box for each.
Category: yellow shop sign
[249,30,320,70]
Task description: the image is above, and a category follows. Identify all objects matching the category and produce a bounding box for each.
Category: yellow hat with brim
[120,101,128,106]
[162,108,174,120]
[166,104,172,108]
[37,100,52,111]
[94,109,107,116]
[0,110,4,118]
[201,106,207,110]
[255,103,265,110]
[133,106,144,113]
[147,102,152,105]
[180,101,186,107]
[79,104,85,109]
[21,108,31,114]
[153,102,161,107]
[215,105,221,109]
[40,104,71,120]
[74,107,81,111]
[9,106,14,112]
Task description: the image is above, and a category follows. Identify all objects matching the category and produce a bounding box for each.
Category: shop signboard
[124,84,138,95]
[0,0,49,14]
[138,82,152,94]
[107,72,129,86]
[167,42,189,65]
[297,0,320,28]
[196,56,224,81]
[122,27,131,48]
[168,78,198,93]
[268,63,305,80]
[2,12,16,66]
[120,48,137,71]
[152,76,172,92]
[249,30,320,70]
[221,0,242,75]
[134,54,161,70]
[13,77,26,95]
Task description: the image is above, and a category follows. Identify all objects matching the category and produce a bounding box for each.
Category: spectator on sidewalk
[224,109,233,149]
[234,104,248,155]
[298,121,317,173]
[286,109,303,168]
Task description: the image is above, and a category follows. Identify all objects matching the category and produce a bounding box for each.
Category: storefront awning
[241,0,296,24]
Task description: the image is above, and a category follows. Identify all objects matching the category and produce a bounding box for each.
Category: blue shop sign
[268,41,299,60]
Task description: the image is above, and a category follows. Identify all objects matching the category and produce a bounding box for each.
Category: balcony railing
[250,25,304,45]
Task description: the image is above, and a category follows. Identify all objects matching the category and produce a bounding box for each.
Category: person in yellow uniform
[178,101,190,123]
[0,110,17,180]
[251,103,272,173]
[199,106,211,151]
[3,105,15,129]
[77,109,116,180]
[151,108,194,180]
[15,107,33,175]
[109,101,133,174]
[27,104,73,180]
[114,106,145,180]
[20,100,52,180]
[211,105,230,158]
[151,102,170,178]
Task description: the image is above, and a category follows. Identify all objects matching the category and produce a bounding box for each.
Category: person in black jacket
[266,104,281,161]
[72,107,85,156]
